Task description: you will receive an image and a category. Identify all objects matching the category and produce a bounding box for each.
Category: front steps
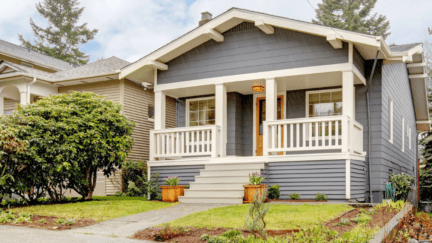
[179,162,265,204]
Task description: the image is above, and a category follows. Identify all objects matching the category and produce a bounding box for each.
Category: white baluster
[321,122,325,147]
[302,123,306,148]
[284,124,288,149]
[296,123,300,148]
[315,122,318,147]
[278,125,282,149]
[290,124,293,149]
[308,123,312,147]
[336,120,339,146]
[186,131,190,154]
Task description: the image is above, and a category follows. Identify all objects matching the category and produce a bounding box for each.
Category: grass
[168,204,352,230]
[11,196,176,222]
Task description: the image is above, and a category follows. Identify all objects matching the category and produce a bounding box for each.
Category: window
[388,97,393,143]
[401,116,405,152]
[148,105,154,121]
[408,124,412,150]
[307,89,343,117]
[186,97,215,126]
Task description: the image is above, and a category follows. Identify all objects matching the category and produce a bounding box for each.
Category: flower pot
[243,184,268,203]
[161,185,186,202]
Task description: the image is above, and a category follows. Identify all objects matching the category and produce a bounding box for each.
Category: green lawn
[168,204,352,230]
[12,196,177,222]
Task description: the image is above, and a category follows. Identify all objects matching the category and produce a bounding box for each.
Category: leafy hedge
[0,92,135,203]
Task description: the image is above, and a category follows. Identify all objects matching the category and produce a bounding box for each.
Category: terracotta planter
[243,184,268,203]
[161,185,186,202]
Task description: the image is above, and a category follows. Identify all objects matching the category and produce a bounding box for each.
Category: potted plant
[243,173,267,203]
[161,176,186,202]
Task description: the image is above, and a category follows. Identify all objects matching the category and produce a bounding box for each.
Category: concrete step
[194,175,249,183]
[184,189,244,197]
[205,163,265,171]
[199,169,260,176]
[189,182,245,190]
[178,196,243,204]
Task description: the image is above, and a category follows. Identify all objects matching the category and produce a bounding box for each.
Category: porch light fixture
[252,85,265,92]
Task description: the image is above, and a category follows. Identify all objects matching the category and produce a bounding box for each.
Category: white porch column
[342,71,354,153]
[20,91,28,105]
[0,97,4,116]
[215,84,227,157]
[154,91,166,130]
[263,78,277,156]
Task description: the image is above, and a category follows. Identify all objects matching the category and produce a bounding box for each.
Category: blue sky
[1,0,431,63]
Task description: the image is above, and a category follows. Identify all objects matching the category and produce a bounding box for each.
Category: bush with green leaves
[143,172,161,200]
[288,192,301,200]
[122,160,147,192]
[151,224,188,241]
[314,192,328,201]
[268,184,280,199]
[165,175,181,186]
[248,172,265,185]
[0,92,135,201]
[421,133,432,200]
[389,173,415,201]
[126,181,143,197]
[244,190,270,238]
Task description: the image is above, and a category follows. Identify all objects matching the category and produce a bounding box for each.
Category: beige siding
[123,80,177,161]
[4,98,19,112]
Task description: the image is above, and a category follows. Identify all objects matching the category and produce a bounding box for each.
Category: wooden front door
[256,96,284,156]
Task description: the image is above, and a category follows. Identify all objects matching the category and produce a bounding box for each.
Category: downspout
[365,51,380,203]
[27,77,37,104]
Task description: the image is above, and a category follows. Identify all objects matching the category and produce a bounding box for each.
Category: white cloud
[1,0,431,63]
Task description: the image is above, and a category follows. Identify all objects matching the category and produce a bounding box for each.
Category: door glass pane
[259,99,266,135]
[277,98,282,119]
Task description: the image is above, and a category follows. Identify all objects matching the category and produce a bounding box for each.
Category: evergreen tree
[312,0,391,39]
[18,0,98,65]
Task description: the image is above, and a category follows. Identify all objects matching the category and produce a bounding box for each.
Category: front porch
[149,62,366,163]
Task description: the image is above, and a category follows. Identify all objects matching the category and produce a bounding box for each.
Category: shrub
[220,229,242,238]
[314,192,328,201]
[268,184,280,199]
[39,219,47,224]
[249,172,265,185]
[142,172,161,200]
[0,208,15,224]
[126,181,143,197]
[151,224,188,241]
[54,218,76,225]
[244,190,270,237]
[165,175,181,186]
[389,173,415,201]
[122,160,147,192]
[352,213,371,224]
[0,92,135,201]
[114,191,125,197]
[288,192,301,200]
[336,218,351,226]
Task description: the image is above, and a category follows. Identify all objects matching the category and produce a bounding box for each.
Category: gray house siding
[266,160,347,200]
[158,23,348,84]
[353,46,365,76]
[151,165,205,186]
[351,160,366,200]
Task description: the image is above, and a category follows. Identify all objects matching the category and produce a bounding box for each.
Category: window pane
[190,121,198,126]
[190,101,198,111]
[148,106,154,119]
[199,110,206,121]
[208,99,215,110]
[332,91,342,102]
[320,92,331,103]
[334,102,342,115]
[309,93,319,104]
[190,111,198,122]
[199,121,207,126]
[308,91,343,117]
[309,105,316,117]
[199,100,208,111]
[207,110,215,120]
[208,120,215,125]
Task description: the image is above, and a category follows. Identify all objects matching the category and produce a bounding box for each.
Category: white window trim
[408,124,411,150]
[305,88,343,118]
[185,96,215,127]
[389,97,393,144]
[401,115,405,152]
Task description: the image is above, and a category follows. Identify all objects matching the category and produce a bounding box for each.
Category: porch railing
[263,115,363,155]
[150,125,221,160]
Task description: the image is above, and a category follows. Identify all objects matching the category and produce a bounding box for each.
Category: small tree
[1,92,134,200]
[244,190,270,238]
[389,173,415,201]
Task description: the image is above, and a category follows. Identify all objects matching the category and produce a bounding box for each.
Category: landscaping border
[368,203,413,243]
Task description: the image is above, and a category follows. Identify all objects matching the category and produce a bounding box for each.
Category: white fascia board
[203,28,224,42]
[409,74,428,79]
[0,62,20,73]
[407,62,426,68]
[155,63,353,92]
[417,120,431,124]
[254,19,274,34]
[119,60,167,80]
[326,32,343,49]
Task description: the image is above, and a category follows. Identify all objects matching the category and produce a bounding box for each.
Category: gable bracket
[203,28,224,42]
[255,19,274,34]
[326,32,343,49]
[148,60,168,71]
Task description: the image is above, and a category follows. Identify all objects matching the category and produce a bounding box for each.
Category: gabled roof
[0,39,74,71]
[0,57,129,84]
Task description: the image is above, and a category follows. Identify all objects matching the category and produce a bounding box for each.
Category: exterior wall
[157,22,348,84]
[353,46,365,76]
[0,54,58,73]
[4,98,19,113]
[151,165,205,186]
[266,160,347,200]
[351,160,366,201]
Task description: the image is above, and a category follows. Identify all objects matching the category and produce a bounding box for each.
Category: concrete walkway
[71,203,230,238]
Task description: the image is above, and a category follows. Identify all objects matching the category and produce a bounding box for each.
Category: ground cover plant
[7,196,176,224]
[384,210,432,242]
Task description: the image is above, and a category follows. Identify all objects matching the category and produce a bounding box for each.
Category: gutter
[27,77,37,103]
[365,50,380,203]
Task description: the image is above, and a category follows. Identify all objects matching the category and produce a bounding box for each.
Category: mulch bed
[268,199,328,203]
[384,210,432,243]
[324,206,399,235]
[133,227,297,243]
[1,215,96,230]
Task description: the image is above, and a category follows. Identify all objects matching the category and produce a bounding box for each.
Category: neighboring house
[0,39,176,196]
[119,8,430,204]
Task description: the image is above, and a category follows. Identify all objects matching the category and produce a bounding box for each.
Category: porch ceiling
[164,71,363,98]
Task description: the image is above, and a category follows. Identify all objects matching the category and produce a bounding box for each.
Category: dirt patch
[133,227,296,242]
[1,215,96,230]
[324,206,399,235]
[268,199,327,203]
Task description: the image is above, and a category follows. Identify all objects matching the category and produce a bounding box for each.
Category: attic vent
[224,22,256,34]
